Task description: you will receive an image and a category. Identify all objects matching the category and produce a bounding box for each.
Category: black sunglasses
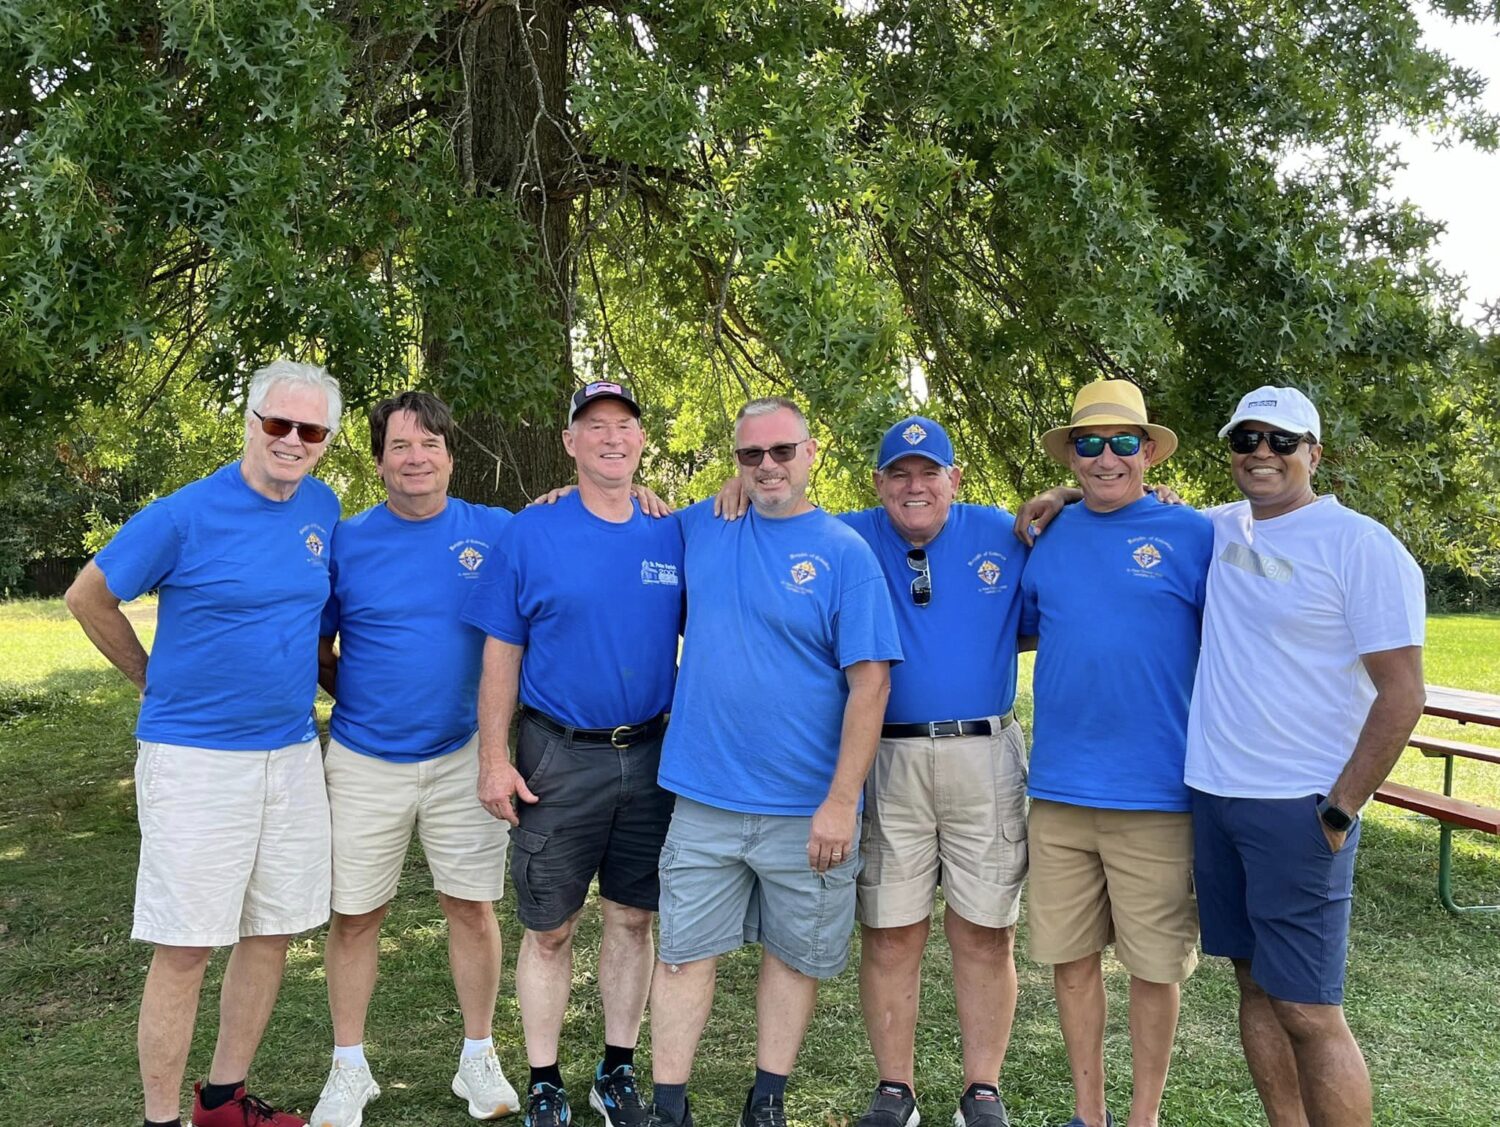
[1227,428,1311,455]
[254,410,331,444]
[906,548,931,607]
[734,440,806,468]
[1073,433,1143,459]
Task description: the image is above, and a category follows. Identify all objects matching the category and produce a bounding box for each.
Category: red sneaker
[191,1082,306,1126]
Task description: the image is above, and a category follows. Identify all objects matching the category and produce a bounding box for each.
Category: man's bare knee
[602,900,654,941]
[1268,996,1348,1044]
[436,893,493,930]
[527,916,580,957]
[862,921,928,965]
[331,905,389,938]
[152,944,214,975]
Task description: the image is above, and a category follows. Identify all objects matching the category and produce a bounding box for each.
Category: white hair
[734,396,808,442]
[244,359,344,434]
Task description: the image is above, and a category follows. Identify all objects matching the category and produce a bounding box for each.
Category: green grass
[0,602,1497,1126]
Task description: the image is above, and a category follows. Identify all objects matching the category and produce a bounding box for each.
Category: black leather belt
[521,707,668,749]
[881,712,1015,739]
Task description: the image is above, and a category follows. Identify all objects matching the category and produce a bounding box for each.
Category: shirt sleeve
[320,554,341,638]
[1019,560,1040,636]
[832,548,904,669]
[93,500,182,602]
[460,520,529,645]
[1342,528,1427,653]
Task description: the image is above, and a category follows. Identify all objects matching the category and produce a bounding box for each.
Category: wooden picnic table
[1375,684,1500,914]
[1423,684,1500,727]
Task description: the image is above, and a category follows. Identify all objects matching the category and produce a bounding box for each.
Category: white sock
[333,1043,368,1070]
[462,1036,494,1059]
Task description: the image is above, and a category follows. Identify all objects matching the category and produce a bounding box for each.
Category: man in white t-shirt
[1183,386,1426,1127]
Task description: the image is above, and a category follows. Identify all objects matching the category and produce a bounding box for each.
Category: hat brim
[1041,421,1178,465]
[568,392,641,424]
[877,449,955,471]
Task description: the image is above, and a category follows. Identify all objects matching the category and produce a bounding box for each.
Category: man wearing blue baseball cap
[841,416,1032,1127]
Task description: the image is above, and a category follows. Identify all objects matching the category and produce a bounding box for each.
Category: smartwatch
[1316,797,1355,833]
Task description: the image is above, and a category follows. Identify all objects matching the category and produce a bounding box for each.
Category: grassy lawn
[0,602,1496,1127]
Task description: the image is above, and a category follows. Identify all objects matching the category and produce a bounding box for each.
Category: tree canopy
[3,0,1498,583]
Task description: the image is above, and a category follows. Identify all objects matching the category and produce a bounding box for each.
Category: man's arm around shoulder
[807,659,890,872]
[65,561,149,694]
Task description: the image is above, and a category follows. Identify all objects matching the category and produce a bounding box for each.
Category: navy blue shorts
[1191,789,1361,1005]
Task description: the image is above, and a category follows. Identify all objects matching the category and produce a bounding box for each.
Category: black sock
[145,1119,182,1127]
[602,1044,635,1074]
[653,1082,688,1119]
[531,1063,565,1091]
[200,1080,244,1111]
[751,1069,788,1102]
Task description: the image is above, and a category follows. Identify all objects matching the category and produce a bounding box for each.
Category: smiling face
[241,382,330,500]
[875,455,962,547]
[378,408,453,516]
[1230,418,1322,518]
[1066,424,1154,513]
[736,407,816,518]
[562,398,644,488]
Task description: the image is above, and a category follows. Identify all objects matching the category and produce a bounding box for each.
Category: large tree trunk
[439,0,577,511]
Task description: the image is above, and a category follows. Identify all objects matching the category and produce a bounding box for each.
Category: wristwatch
[1316,797,1355,833]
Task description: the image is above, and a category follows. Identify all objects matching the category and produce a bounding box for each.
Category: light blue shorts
[657,797,860,979]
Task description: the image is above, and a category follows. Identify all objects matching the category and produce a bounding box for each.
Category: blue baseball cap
[876,416,955,470]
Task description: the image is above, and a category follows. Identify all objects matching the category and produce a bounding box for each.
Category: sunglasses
[1227,428,1311,455]
[254,410,331,444]
[1072,433,1143,459]
[906,548,931,608]
[734,440,806,468]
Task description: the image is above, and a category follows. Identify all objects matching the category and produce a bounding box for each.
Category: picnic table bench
[1373,685,1500,915]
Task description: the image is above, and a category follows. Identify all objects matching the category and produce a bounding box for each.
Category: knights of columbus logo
[977,559,1001,586]
[902,423,927,445]
[790,560,818,585]
[1132,543,1162,569]
[304,532,324,556]
[458,546,484,572]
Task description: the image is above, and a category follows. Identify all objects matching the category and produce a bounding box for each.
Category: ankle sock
[751,1069,788,1102]
[878,1080,914,1098]
[145,1119,182,1127]
[963,1083,999,1099]
[463,1036,495,1059]
[653,1081,688,1119]
[602,1043,635,1074]
[200,1080,244,1111]
[531,1063,564,1090]
[333,1043,368,1070]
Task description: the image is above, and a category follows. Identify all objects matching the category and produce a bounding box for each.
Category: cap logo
[1247,398,1277,407]
[585,381,623,396]
[902,423,927,445]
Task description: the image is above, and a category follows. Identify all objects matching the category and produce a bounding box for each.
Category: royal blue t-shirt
[95,462,340,750]
[1019,496,1213,811]
[659,500,904,816]
[461,493,683,728]
[322,498,511,762]
[840,504,1028,723]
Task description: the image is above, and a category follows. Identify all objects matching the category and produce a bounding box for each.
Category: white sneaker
[310,1060,381,1127]
[452,1047,522,1119]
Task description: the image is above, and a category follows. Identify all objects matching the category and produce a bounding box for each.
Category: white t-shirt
[1184,495,1425,798]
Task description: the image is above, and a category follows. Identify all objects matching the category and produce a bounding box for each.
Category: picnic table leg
[1436,755,1500,915]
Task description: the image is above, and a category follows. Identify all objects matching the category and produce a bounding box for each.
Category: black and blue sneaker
[589,1062,649,1127]
[739,1090,788,1127]
[644,1099,693,1127]
[527,1082,573,1127]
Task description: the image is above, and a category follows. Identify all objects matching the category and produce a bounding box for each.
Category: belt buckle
[611,724,632,749]
[927,720,959,738]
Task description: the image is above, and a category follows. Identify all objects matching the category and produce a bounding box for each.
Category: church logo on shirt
[977,559,1001,586]
[791,560,818,585]
[450,538,491,578]
[300,523,330,563]
[902,423,927,445]
[1132,543,1162,569]
[458,546,484,572]
[641,559,680,586]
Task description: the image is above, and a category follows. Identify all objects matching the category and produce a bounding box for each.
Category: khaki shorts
[1026,799,1198,983]
[326,734,507,914]
[133,738,331,947]
[857,720,1029,930]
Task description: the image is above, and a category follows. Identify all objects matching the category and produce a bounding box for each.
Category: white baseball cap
[1218,385,1321,443]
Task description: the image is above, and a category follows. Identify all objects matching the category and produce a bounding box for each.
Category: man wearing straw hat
[1017,380,1213,1127]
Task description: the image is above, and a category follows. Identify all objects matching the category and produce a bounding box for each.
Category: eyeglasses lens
[1229,429,1303,455]
[256,411,330,444]
[1072,434,1142,458]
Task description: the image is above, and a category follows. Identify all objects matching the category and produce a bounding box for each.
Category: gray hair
[734,396,809,441]
[244,359,344,434]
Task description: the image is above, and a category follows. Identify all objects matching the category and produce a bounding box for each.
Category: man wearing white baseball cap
[1186,386,1426,1127]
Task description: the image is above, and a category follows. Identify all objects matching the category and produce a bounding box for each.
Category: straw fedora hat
[1040,380,1179,465]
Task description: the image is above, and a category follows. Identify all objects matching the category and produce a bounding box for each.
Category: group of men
[68,360,1427,1127]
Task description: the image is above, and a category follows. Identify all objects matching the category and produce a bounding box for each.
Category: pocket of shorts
[518,732,562,792]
